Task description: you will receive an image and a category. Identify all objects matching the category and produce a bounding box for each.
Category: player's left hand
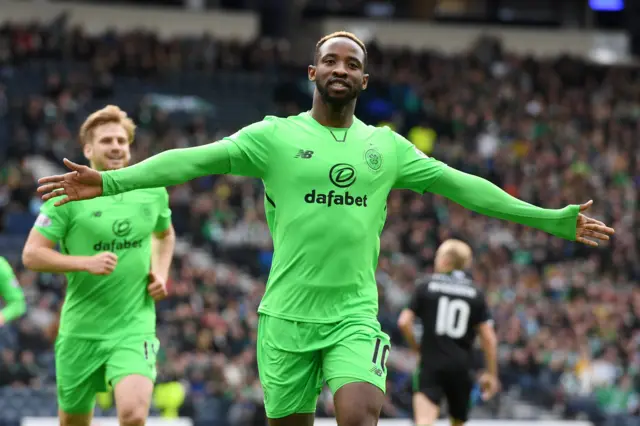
[147,272,168,301]
[575,200,615,247]
[37,159,104,206]
[479,373,500,401]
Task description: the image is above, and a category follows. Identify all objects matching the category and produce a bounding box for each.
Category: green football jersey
[0,256,25,323]
[34,188,172,339]
[224,112,446,323]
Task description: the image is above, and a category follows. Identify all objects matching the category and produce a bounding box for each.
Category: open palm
[37,159,104,206]
[575,200,615,247]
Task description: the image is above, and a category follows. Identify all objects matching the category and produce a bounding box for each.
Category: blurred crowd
[0,20,638,426]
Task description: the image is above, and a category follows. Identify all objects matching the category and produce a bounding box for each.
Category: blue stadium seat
[194,396,223,420]
[4,212,36,235]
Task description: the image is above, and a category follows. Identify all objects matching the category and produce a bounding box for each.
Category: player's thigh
[322,320,390,394]
[333,382,385,426]
[55,336,106,416]
[105,335,158,423]
[105,335,159,386]
[412,392,440,426]
[114,375,154,425]
[442,370,474,423]
[257,315,324,419]
[413,365,445,407]
[412,366,444,426]
[267,414,315,426]
[323,320,390,424]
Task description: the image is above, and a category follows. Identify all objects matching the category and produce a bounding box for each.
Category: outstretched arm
[102,142,231,195]
[429,168,614,245]
[38,119,274,205]
[392,132,614,246]
[39,142,237,204]
[429,167,579,240]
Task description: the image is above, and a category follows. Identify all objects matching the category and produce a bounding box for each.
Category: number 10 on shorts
[372,338,390,372]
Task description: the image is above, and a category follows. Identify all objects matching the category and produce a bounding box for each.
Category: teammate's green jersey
[34,189,171,339]
[101,112,580,324]
[0,256,26,323]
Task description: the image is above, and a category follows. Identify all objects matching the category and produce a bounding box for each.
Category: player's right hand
[479,373,500,401]
[85,252,118,275]
[37,158,103,207]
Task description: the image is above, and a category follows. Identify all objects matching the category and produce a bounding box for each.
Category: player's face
[83,122,131,171]
[309,37,368,107]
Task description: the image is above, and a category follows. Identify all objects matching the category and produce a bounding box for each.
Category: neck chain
[328,128,348,143]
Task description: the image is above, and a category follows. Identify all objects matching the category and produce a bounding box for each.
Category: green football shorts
[257,314,391,419]
[55,334,159,414]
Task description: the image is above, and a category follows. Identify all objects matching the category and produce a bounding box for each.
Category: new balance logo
[370,366,383,377]
[295,150,314,159]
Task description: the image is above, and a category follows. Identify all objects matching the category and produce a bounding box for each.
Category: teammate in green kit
[0,256,26,326]
[37,32,615,426]
[23,106,175,426]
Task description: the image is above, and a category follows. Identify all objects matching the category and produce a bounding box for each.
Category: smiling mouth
[329,80,350,89]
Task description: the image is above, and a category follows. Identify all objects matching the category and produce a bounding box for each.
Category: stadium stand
[0,5,638,426]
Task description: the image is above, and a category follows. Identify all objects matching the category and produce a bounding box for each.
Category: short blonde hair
[315,31,367,65]
[79,105,136,145]
[436,239,473,270]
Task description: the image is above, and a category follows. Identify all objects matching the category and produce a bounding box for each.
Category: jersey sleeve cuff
[154,215,172,233]
[101,172,115,196]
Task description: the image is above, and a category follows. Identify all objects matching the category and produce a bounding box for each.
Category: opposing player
[0,256,26,326]
[398,240,498,426]
[22,106,175,426]
[36,33,614,426]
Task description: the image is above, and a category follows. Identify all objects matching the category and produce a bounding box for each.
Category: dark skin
[267,383,384,426]
[309,37,369,128]
[269,38,382,426]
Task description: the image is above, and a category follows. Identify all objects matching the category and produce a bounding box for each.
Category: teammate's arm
[151,189,175,283]
[397,308,420,354]
[0,258,26,326]
[37,120,275,204]
[392,133,613,243]
[151,226,175,283]
[147,189,175,301]
[23,231,90,273]
[22,200,117,275]
[147,226,175,301]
